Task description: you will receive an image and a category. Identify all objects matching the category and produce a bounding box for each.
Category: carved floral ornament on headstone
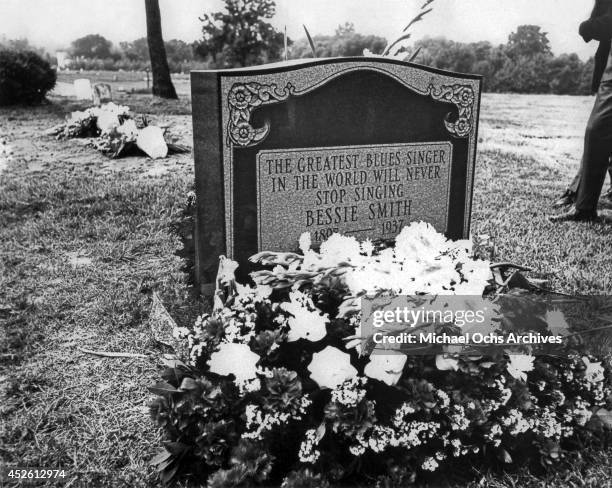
[226,77,476,147]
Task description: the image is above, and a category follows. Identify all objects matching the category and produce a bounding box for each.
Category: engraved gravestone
[93,83,112,105]
[191,58,481,289]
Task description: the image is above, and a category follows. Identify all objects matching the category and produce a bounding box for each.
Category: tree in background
[0,37,42,55]
[506,25,552,59]
[548,53,584,94]
[194,0,287,67]
[71,34,113,59]
[290,23,387,59]
[165,40,195,65]
[494,53,553,93]
[144,0,177,99]
[413,26,594,95]
[120,38,150,62]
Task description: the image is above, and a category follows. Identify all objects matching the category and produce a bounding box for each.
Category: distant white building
[55,51,72,69]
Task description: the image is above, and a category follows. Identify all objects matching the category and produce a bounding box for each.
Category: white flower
[117,119,138,140]
[94,101,129,117]
[235,282,272,302]
[331,377,367,406]
[281,290,328,342]
[360,239,374,256]
[583,357,605,384]
[69,110,90,123]
[208,343,260,386]
[364,353,407,385]
[319,233,361,265]
[299,232,311,253]
[435,390,450,408]
[298,428,322,463]
[506,354,535,382]
[349,444,366,456]
[546,309,570,336]
[421,457,439,471]
[435,354,459,371]
[172,326,190,340]
[394,222,450,263]
[308,346,357,389]
[96,111,120,133]
[454,259,490,295]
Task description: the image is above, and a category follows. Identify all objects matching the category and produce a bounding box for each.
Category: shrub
[0,49,57,105]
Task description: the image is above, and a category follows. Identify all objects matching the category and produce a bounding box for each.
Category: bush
[0,50,56,105]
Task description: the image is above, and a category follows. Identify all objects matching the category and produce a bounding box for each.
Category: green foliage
[280,469,330,488]
[0,37,45,56]
[494,54,554,94]
[291,23,387,59]
[114,38,196,73]
[71,34,114,59]
[119,38,150,62]
[546,54,584,95]
[0,49,56,105]
[164,39,195,65]
[194,0,288,67]
[414,26,593,95]
[507,25,552,59]
[149,236,612,487]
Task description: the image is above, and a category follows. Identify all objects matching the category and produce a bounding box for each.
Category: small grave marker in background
[73,78,92,100]
[93,83,112,105]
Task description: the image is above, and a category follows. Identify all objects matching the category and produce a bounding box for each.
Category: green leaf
[497,448,513,463]
[406,46,422,63]
[160,462,179,485]
[179,377,200,391]
[402,8,433,32]
[150,449,172,466]
[303,25,317,58]
[594,408,612,429]
[163,441,190,456]
[315,423,326,442]
[148,381,178,396]
[161,357,187,369]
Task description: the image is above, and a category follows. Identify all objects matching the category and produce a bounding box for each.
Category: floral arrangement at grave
[45,102,189,159]
[149,222,612,486]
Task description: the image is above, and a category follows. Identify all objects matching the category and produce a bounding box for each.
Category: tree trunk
[144,0,177,99]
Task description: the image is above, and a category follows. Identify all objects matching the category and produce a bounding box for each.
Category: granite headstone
[191,58,482,290]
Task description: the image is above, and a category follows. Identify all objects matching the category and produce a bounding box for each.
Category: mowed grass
[0,102,198,486]
[474,93,612,293]
[0,90,610,487]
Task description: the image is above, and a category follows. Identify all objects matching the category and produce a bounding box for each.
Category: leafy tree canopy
[507,25,552,59]
[71,34,113,59]
[290,23,387,59]
[194,0,287,67]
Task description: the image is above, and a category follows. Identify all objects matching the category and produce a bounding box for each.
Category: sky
[0,0,600,60]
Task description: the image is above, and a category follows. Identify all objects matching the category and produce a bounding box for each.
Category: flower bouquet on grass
[149,222,612,487]
[45,102,189,159]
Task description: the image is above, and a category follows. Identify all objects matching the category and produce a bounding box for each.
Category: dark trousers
[576,80,612,212]
[568,162,612,193]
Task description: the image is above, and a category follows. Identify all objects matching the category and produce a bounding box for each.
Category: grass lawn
[0,88,610,487]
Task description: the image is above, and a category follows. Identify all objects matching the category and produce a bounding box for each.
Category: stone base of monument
[191,57,482,293]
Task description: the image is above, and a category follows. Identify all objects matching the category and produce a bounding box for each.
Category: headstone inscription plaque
[191,58,482,290]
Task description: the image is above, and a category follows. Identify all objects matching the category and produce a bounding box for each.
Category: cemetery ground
[1,85,612,486]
